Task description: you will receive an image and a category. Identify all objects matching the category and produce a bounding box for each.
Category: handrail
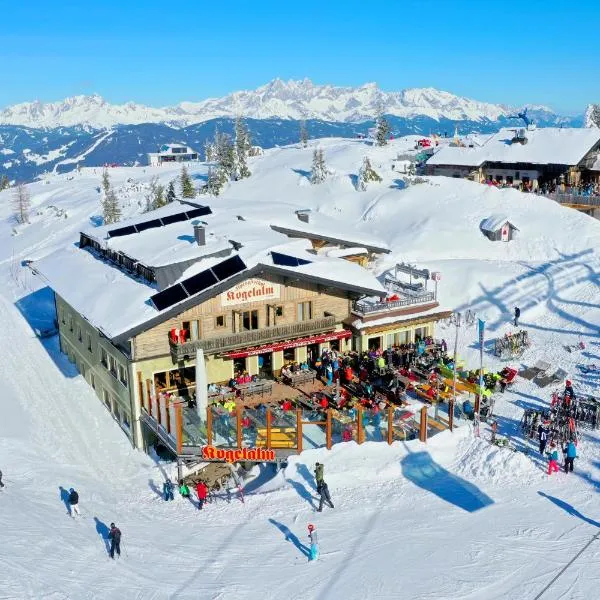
[353,292,436,315]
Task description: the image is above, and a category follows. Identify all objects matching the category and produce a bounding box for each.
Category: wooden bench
[256,427,297,449]
[287,370,316,387]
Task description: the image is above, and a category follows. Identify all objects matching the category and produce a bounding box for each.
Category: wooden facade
[133,273,352,361]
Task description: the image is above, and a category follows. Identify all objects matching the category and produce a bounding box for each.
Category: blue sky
[2,0,598,114]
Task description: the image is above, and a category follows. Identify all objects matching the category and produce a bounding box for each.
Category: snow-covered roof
[480,214,518,232]
[427,127,600,168]
[269,211,390,254]
[33,206,386,341]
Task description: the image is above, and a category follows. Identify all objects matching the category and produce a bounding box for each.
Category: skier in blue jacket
[564,440,577,473]
[163,478,174,501]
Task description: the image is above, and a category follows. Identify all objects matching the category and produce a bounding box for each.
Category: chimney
[295,209,311,224]
[194,223,206,246]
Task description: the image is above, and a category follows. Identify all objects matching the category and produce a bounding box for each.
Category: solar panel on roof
[185,206,212,218]
[135,218,163,232]
[160,212,188,226]
[107,225,137,238]
[181,269,219,296]
[150,283,189,311]
[211,255,246,281]
[271,251,312,267]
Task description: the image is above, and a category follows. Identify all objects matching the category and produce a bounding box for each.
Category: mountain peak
[0,80,571,129]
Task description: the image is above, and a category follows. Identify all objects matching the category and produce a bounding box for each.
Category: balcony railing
[169,315,337,359]
[546,192,600,207]
[352,292,436,316]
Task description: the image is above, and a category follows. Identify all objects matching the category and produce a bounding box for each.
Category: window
[297,301,312,322]
[77,324,82,343]
[122,411,131,433]
[268,305,284,326]
[241,310,259,331]
[515,171,520,180]
[80,361,86,377]
[113,402,121,423]
[118,364,128,387]
[109,356,118,378]
[86,333,93,352]
[506,176,514,185]
[60,309,65,325]
[182,320,200,341]
[283,348,295,362]
[102,389,111,409]
[496,175,503,182]
[90,373,96,390]
[233,357,247,375]
[67,314,73,332]
[215,315,226,328]
[100,347,108,368]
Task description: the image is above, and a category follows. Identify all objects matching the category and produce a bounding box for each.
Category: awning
[222,329,352,359]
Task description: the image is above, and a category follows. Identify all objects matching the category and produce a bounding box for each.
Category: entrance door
[501,225,509,242]
[307,343,320,365]
[368,336,382,351]
[258,352,272,378]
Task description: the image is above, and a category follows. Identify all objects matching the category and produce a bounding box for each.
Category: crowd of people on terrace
[484,177,600,197]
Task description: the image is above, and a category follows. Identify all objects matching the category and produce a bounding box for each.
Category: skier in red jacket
[196,480,208,510]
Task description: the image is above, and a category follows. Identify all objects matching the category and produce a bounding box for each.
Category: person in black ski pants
[514,307,520,327]
[317,480,334,512]
[538,422,549,455]
[109,523,121,559]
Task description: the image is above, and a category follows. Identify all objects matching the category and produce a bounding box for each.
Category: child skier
[196,480,208,510]
[108,523,121,559]
[547,443,560,475]
[308,524,319,561]
[564,440,577,473]
[179,480,190,498]
[163,478,174,501]
[68,488,81,517]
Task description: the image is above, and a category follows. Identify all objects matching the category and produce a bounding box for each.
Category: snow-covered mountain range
[0,79,570,129]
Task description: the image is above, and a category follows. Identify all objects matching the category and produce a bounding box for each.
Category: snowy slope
[0,137,599,600]
[0,79,567,128]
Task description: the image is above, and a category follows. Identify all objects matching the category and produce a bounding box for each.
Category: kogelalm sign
[221,278,280,307]
[202,446,277,463]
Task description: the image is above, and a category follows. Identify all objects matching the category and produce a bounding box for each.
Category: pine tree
[204,139,216,161]
[103,189,121,224]
[356,156,383,191]
[166,180,176,203]
[13,183,30,224]
[235,116,251,179]
[375,99,390,147]
[180,166,196,198]
[300,121,308,147]
[153,183,166,209]
[0,175,9,190]
[203,165,227,196]
[215,132,237,180]
[310,149,328,184]
[101,167,111,196]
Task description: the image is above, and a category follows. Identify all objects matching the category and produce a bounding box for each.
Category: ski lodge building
[31,202,449,459]
[425,127,600,189]
[147,143,200,167]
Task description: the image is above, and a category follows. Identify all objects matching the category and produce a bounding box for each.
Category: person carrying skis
[538,421,549,455]
[314,462,324,487]
[307,524,319,561]
[514,306,520,327]
[196,480,208,510]
[317,480,334,512]
[547,442,560,475]
[163,478,174,501]
[68,488,81,517]
[179,480,190,498]
[564,440,577,473]
[108,523,121,559]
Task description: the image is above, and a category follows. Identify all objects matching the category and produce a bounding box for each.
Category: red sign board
[202,445,277,463]
[222,329,352,359]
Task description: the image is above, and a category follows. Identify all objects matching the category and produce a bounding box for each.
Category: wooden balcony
[352,292,436,316]
[169,315,337,360]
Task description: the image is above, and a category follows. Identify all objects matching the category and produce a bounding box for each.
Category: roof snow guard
[107,206,212,238]
[150,255,247,311]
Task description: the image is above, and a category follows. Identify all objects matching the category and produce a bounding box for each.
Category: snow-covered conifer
[375,99,390,147]
[356,156,382,191]
[310,149,328,184]
[300,121,308,147]
[180,166,196,198]
[235,117,251,179]
[166,180,176,203]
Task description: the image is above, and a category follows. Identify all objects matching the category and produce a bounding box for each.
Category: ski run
[0,136,599,600]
